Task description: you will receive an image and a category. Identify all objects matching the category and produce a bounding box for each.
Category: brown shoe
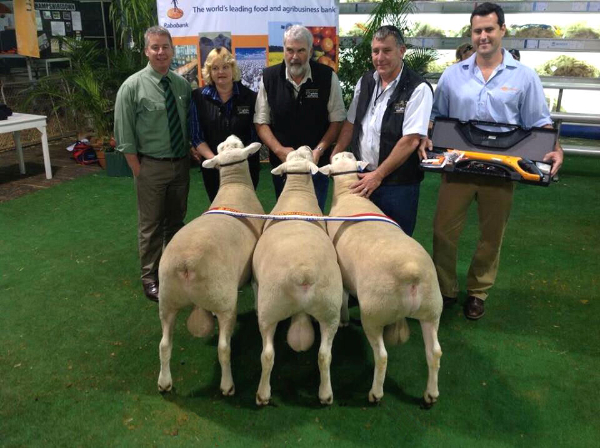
[143,282,159,302]
[464,296,485,320]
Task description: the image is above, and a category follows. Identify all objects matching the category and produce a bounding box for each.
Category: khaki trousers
[135,156,190,284]
[433,173,515,301]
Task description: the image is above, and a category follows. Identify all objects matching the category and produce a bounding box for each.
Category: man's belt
[141,154,187,162]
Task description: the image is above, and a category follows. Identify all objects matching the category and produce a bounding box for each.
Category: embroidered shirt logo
[305,89,319,99]
[237,105,250,115]
[500,86,519,92]
[393,100,407,114]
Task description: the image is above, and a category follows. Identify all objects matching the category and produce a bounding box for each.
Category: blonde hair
[201,47,241,85]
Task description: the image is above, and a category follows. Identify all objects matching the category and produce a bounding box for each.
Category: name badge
[237,105,250,115]
[305,89,319,99]
[393,100,407,114]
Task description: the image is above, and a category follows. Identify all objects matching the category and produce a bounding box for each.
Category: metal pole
[562,146,600,156]
[556,88,563,112]
[100,1,110,68]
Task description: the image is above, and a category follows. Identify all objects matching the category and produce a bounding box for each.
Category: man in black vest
[330,26,432,236]
[254,25,346,211]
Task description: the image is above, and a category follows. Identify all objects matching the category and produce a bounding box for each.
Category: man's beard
[286,60,309,78]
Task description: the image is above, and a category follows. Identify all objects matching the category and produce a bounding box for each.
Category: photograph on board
[235,47,266,92]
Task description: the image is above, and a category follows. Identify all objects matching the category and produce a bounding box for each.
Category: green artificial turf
[1,157,599,447]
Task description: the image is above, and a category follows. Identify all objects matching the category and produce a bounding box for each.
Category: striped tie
[160,77,184,155]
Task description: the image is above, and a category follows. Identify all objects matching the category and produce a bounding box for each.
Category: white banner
[157,0,339,88]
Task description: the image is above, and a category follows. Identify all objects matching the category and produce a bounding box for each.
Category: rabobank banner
[157,0,339,90]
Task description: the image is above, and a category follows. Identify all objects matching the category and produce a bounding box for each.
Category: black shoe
[143,282,159,302]
[442,295,457,307]
[464,296,485,320]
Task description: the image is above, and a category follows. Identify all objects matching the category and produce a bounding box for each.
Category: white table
[1,113,52,179]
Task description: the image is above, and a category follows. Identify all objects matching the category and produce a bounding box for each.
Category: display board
[157,0,339,89]
[34,1,82,56]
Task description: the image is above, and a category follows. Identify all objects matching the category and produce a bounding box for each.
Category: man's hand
[349,171,384,199]
[125,153,141,177]
[312,148,322,164]
[543,149,564,177]
[418,137,433,160]
[190,147,202,162]
[277,146,295,163]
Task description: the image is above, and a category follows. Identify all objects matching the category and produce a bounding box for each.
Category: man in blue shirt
[427,2,563,320]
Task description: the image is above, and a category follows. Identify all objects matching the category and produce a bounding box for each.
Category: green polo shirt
[114,63,192,158]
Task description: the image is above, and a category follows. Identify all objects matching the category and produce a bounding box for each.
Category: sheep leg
[362,322,387,403]
[317,320,338,405]
[339,289,349,327]
[420,319,442,407]
[215,310,237,396]
[157,307,178,392]
[256,322,278,406]
[251,279,258,310]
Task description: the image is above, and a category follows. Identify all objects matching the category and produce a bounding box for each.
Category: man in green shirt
[114,26,192,302]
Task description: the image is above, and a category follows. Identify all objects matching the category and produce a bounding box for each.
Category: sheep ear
[308,162,319,175]
[202,156,219,169]
[357,161,369,171]
[319,164,332,176]
[246,142,262,155]
[271,163,287,176]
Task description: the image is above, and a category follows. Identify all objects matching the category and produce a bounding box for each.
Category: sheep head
[271,146,319,176]
[319,151,369,176]
[202,135,261,169]
[286,146,313,162]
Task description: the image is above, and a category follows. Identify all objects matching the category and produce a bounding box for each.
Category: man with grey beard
[254,25,345,211]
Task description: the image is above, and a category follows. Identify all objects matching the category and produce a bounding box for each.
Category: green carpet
[1,157,599,447]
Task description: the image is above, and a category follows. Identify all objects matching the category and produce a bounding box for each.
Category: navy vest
[191,81,260,171]
[351,65,431,185]
[263,60,332,167]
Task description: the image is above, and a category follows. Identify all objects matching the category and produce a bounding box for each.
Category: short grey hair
[373,25,405,47]
[144,26,173,49]
[283,25,313,49]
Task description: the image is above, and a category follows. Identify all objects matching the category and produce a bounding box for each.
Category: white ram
[157,136,264,396]
[253,147,343,405]
[319,151,443,406]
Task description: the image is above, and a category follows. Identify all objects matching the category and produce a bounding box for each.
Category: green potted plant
[23,37,145,173]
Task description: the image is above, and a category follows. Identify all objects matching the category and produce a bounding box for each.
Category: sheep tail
[287,265,317,293]
[186,306,215,338]
[287,312,314,352]
[383,318,410,346]
[175,259,197,283]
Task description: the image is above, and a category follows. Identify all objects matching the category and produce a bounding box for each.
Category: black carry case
[421,118,557,186]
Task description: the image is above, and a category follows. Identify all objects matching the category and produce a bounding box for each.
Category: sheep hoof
[421,393,437,409]
[319,395,333,405]
[158,382,172,393]
[338,321,349,328]
[368,390,383,404]
[256,393,270,406]
[221,385,235,396]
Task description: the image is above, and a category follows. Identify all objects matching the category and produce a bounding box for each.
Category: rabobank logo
[167,0,184,19]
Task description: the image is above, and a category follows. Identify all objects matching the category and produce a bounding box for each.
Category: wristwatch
[315,146,324,152]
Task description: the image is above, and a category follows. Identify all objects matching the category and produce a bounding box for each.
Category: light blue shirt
[431,49,551,129]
